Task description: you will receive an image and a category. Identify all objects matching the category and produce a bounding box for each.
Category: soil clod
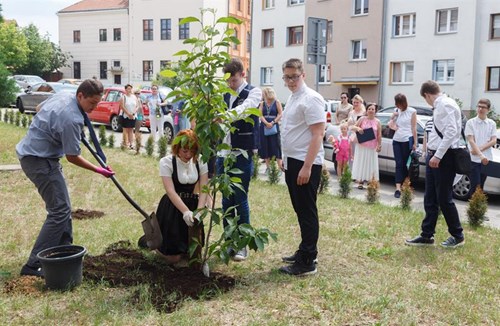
[72,209,105,220]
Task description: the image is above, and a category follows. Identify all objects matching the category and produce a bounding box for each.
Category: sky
[2,0,74,43]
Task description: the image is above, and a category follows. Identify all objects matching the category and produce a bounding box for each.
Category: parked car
[16,82,78,113]
[324,99,341,124]
[57,78,83,85]
[324,112,500,200]
[88,87,175,143]
[12,75,46,89]
[9,82,24,108]
[379,105,433,116]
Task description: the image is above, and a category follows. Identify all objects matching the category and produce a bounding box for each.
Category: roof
[58,0,129,13]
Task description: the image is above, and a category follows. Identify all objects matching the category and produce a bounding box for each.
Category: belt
[178,192,198,199]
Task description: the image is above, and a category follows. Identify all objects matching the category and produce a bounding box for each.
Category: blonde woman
[259,87,283,171]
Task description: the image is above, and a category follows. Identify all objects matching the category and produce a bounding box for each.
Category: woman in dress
[258,87,283,172]
[119,84,139,149]
[390,93,417,198]
[347,94,366,167]
[152,129,209,264]
[335,92,353,124]
[351,103,382,189]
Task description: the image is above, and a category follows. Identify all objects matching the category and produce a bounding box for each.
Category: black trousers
[285,157,322,260]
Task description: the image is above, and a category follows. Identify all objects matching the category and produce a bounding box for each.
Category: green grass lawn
[0,120,499,325]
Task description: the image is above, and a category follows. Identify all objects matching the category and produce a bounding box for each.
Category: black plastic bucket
[36,245,87,290]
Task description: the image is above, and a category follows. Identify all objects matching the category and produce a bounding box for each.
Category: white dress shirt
[427,94,461,159]
[465,116,497,163]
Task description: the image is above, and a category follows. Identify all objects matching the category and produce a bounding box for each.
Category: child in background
[329,122,351,176]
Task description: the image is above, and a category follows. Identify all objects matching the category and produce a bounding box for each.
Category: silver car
[16,82,78,113]
[324,112,500,200]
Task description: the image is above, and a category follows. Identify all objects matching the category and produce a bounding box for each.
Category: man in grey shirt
[16,79,114,277]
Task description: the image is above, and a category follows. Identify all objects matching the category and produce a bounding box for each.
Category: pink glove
[96,166,115,178]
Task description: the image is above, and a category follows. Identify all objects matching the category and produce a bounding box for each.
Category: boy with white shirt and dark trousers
[465,98,497,195]
[406,80,465,248]
[279,58,325,276]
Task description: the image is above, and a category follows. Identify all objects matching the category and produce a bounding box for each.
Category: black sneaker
[441,236,464,248]
[394,190,401,198]
[405,235,435,247]
[279,261,317,276]
[282,251,318,264]
[20,264,44,278]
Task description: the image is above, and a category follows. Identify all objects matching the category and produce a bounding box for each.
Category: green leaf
[238,224,255,237]
[159,69,177,78]
[180,16,200,25]
[216,17,242,25]
[173,50,190,57]
[254,236,264,251]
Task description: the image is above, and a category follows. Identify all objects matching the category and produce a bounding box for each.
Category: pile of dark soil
[83,241,236,312]
[72,209,105,220]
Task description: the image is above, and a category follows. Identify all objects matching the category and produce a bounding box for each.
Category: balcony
[109,66,123,73]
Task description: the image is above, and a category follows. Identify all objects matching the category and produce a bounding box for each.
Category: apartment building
[58,0,251,86]
[250,0,306,102]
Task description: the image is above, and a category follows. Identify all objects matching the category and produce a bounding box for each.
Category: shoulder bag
[434,125,471,175]
[263,102,278,136]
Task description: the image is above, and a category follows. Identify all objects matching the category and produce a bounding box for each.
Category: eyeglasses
[282,74,302,82]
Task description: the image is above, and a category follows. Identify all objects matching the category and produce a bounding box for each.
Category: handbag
[434,125,471,174]
[264,123,278,136]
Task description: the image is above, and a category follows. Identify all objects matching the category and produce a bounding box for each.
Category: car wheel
[110,115,122,132]
[163,122,174,144]
[332,152,338,174]
[453,174,472,201]
[493,141,500,150]
[17,98,25,113]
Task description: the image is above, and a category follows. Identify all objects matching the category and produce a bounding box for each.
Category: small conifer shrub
[400,177,414,210]
[366,177,380,204]
[268,156,280,185]
[467,187,488,227]
[318,164,330,194]
[338,165,352,199]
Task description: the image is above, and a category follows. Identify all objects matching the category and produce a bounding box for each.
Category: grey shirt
[16,92,84,159]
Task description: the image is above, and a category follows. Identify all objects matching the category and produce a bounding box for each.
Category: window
[487,66,500,91]
[179,19,190,39]
[287,26,303,45]
[73,62,81,79]
[113,28,121,41]
[393,13,416,37]
[262,29,274,47]
[237,0,242,11]
[391,61,414,84]
[490,14,500,39]
[99,29,107,42]
[260,67,273,85]
[143,19,153,40]
[161,19,171,40]
[433,59,455,83]
[436,8,458,34]
[100,61,108,79]
[143,61,153,81]
[160,60,171,70]
[353,0,369,16]
[233,28,239,50]
[263,0,275,9]
[113,60,120,67]
[327,20,333,43]
[73,30,81,43]
[289,0,305,5]
[351,40,367,60]
[318,64,331,84]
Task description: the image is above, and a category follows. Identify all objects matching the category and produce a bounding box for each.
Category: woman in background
[259,87,283,172]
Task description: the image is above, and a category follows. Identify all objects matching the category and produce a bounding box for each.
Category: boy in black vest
[216,58,262,261]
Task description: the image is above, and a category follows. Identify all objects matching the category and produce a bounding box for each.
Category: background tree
[0,21,29,71]
[0,3,4,23]
[17,24,53,76]
[0,62,17,107]
[155,62,184,89]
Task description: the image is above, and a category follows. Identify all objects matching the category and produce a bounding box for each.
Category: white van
[324,100,341,124]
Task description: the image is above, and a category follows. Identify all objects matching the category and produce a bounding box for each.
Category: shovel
[81,136,163,250]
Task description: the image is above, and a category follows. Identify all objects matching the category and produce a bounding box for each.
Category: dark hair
[77,79,104,97]
[282,58,304,72]
[340,92,349,98]
[366,103,379,112]
[478,98,491,109]
[223,58,244,76]
[394,93,408,110]
[124,84,133,89]
[420,80,440,97]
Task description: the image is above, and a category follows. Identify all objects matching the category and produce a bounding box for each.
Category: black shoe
[394,190,401,198]
[405,235,435,247]
[138,235,148,249]
[441,236,464,248]
[282,251,318,264]
[279,261,317,276]
[20,264,44,278]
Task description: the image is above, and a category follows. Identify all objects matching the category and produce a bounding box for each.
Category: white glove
[182,211,194,227]
[194,211,202,223]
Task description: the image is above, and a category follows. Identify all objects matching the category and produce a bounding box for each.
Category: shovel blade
[141,212,163,250]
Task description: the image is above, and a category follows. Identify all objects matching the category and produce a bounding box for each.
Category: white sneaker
[232,247,248,261]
